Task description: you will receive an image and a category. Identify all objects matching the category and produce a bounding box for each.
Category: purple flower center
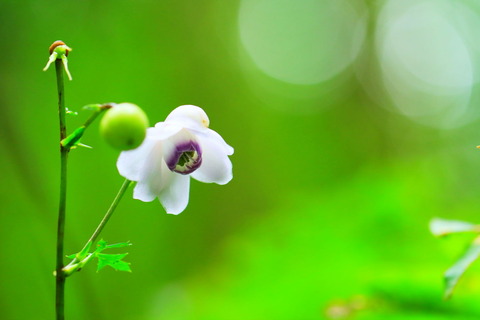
[166,140,202,175]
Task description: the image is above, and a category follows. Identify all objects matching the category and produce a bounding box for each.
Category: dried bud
[49,40,72,56]
[43,40,73,80]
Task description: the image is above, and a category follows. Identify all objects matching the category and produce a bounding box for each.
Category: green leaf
[76,241,93,261]
[60,127,85,148]
[97,253,128,262]
[429,218,479,237]
[66,254,76,259]
[95,240,131,252]
[104,241,132,249]
[109,260,132,272]
[96,253,131,272]
[444,237,480,299]
[96,239,108,251]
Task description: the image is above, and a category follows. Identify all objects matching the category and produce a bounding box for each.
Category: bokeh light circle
[376,0,479,128]
[238,0,367,85]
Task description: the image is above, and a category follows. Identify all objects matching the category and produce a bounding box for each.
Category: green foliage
[97,253,131,272]
[149,168,480,320]
[444,239,480,299]
[77,241,93,261]
[7,1,480,318]
[430,218,480,299]
[60,127,85,148]
[65,240,132,275]
[97,240,132,249]
[430,218,480,237]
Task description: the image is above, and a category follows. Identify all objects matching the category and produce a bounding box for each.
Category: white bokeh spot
[238,0,367,85]
[376,0,479,128]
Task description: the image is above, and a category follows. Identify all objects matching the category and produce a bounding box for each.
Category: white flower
[117,105,234,214]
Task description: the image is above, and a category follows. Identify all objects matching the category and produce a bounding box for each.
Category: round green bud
[100,103,149,150]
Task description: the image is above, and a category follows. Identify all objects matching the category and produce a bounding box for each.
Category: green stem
[60,104,111,149]
[55,59,68,320]
[63,179,133,276]
[87,179,133,245]
[83,108,105,128]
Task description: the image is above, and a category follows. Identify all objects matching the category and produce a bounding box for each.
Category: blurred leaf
[83,104,103,111]
[429,218,479,237]
[65,108,78,116]
[76,143,92,149]
[96,253,131,272]
[444,236,480,299]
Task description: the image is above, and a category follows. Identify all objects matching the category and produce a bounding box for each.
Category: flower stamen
[175,150,201,174]
[166,140,202,175]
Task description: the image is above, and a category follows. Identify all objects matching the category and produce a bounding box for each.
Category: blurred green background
[3,0,480,319]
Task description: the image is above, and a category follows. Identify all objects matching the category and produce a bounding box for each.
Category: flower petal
[123,136,174,201]
[165,105,210,132]
[117,124,184,181]
[191,131,233,185]
[129,141,174,202]
[202,128,234,155]
[151,122,183,139]
[158,174,191,215]
[116,130,157,181]
[133,180,156,202]
[137,146,175,196]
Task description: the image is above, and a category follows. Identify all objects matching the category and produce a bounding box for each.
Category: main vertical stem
[55,59,68,320]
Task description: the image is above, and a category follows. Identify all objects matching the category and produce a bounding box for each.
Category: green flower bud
[100,103,149,150]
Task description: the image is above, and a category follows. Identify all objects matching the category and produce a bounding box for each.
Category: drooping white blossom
[117,105,233,214]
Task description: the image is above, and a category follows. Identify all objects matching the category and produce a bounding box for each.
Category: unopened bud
[100,103,149,150]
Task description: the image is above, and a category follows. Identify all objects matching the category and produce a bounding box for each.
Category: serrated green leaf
[430,218,479,237]
[96,258,110,272]
[96,253,131,272]
[104,241,132,249]
[110,260,132,272]
[96,239,108,251]
[444,237,480,299]
[97,253,128,261]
